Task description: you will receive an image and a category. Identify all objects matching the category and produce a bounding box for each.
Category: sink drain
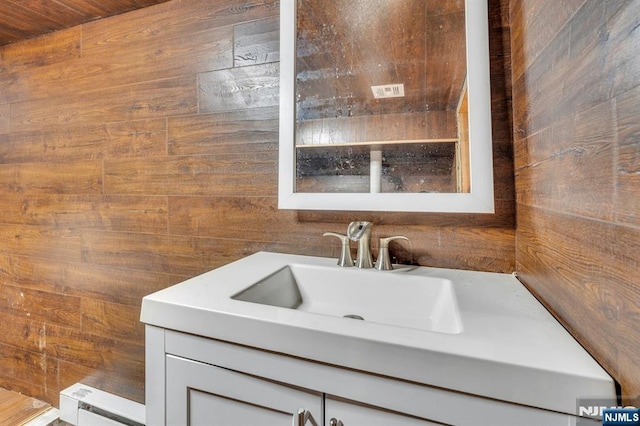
[343,314,365,321]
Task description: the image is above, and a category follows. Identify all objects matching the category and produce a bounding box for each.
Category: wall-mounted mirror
[279,0,494,212]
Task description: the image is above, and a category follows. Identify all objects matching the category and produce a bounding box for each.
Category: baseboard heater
[60,383,145,426]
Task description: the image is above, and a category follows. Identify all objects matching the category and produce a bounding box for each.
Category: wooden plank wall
[0,0,514,406]
[296,110,457,145]
[511,0,640,400]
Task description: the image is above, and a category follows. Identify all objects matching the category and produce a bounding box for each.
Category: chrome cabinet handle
[329,418,344,426]
[295,409,318,426]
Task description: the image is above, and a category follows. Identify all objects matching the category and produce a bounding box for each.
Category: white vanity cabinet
[324,398,438,426]
[164,354,434,426]
[165,355,322,425]
[155,328,437,426]
[146,325,595,426]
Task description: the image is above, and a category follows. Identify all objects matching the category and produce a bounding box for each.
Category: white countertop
[140,251,615,415]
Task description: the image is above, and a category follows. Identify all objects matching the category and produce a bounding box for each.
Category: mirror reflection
[294,0,469,194]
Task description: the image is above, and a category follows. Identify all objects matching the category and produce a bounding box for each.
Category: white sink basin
[141,252,616,416]
[232,263,463,334]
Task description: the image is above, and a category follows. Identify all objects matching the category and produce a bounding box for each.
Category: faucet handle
[323,232,354,267]
[374,236,409,271]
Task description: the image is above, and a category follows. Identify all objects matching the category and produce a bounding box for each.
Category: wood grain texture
[615,85,640,227]
[295,0,465,119]
[0,120,168,163]
[198,63,280,113]
[0,387,50,426]
[0,255,173,307]
[0,194,167,232]
[512,0,640,400]
[0,104,8,130]
[0,0,515,407]
[0,313,46,354]
[11,76,197,132]
[296,111,457,145]
[0,0,172,47]
[0,284,81,328]
[0,225,82,262]
[0,344,49,391]
[516,205,640,399]
[515,99,616,221]
[0,161,103,194]
[0,27,81,76]
[234,17,280,68]
[167,106,279,156]
[509,0,585,81]
[104,153,278,196]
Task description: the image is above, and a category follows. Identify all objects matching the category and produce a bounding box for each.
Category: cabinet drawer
[166,355,322,426]
[326,397,442,426]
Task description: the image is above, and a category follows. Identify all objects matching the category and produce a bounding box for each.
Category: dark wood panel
[295,198,516,229]
[11,76,197,132]
[0,105,9,134]
[168,196,516,272]
[0,255,172,307]
[80,229,333,277]
[104,154,278,196]
[408,226,515,272]
[0,225,82,262]
[0,362,57,411]
[0,284,81,328]
[0,67,30,105]
[81,299,145,344]
[198,63,280,113]
[80,230,226,276]
[615,84,640,227]
[78,26,233,92]
[516,205,640,398]
[0,0,172,46]
[0,345,49,400]
[44,325,145,383]
[234,17,280,68]
[0,312,46,354]
[81,0,279,49]
[488,0,516,204]
[296,111,456,145]
[0,120,167,163]
[511,26,570,140]
[168,196,328,243]
[0,26,230,105]
[515,99,615,221]
[0,27,81,74]
[0,161,102,194]
[512,0,640,400]
[168,106,279,156]
[514,0,640,140]
[510,0,586,81]
[0,194,167,233]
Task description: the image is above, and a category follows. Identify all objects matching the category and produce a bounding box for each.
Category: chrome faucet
[347,221,373,268]
[375,236,409,271]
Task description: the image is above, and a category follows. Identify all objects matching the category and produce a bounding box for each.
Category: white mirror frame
[278,0,494,213]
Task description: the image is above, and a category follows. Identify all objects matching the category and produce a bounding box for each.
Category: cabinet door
[166,355,322,426]
[326,397,442,426]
